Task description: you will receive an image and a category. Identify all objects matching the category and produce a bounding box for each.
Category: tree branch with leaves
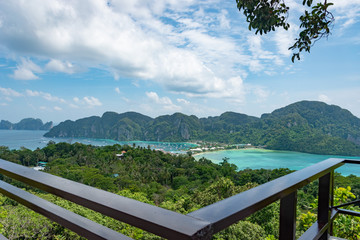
[236,0,334,62]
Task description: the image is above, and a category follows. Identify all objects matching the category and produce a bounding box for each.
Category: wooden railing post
[318,172,332,240]
[330,170,335,236]
[280,191,297,240]
[1,158,351,239]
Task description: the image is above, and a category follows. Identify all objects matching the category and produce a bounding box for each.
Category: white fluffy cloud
[177,98,190,104]
[0,0,254,101]
[251,86,270,103]
[332,1,360,28]
[43,93,66,103]
[0,87,22,97]
[318,94,331,103]
[218,10,230,29]
[45,59,76,74]
[25,89,40,97]
[71,96,103,108]
[83,96,102,107]
[146,92,173,105]
[1,0,359,107]
[247,35,283,71]
[12,68,38,80]
[0,86,22,103]
[146,91,181,111]
[273,25,298,57]
[26,90,66,103]
[11,58,42,80]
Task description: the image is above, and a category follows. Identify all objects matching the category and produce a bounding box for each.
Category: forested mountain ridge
[0,118,53,130]
[44,101,360,155]
[262,101,360,144]
[44,112,152,141]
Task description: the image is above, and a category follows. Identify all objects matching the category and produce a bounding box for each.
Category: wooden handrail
[0,180,130,240]
[0,158,359,239]
[0,159,210,239]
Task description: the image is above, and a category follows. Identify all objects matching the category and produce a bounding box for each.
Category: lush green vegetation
[45,101,360,156]
[0,142,360,239]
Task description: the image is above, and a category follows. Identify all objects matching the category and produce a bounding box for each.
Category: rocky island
[0,118,53,131]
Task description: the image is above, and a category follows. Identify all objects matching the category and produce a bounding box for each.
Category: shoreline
[192,147,271,157]
[191,148,360,177]
[192,147,360,158]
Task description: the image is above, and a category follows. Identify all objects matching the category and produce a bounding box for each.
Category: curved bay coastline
[193,148,360,176]
[1,130,360,176]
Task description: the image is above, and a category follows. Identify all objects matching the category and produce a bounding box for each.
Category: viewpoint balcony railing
[0,158,360,239]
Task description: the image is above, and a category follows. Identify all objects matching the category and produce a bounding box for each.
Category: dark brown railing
[0,158,360,239]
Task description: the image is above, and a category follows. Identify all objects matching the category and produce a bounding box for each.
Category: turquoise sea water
[0,130,196,153]
[194,149,360,176]
[1,130,360,176]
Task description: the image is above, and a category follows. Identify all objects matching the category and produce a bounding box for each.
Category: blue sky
[0,0,359,123]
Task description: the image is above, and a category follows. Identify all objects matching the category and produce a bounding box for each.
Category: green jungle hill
[44,101,360,156]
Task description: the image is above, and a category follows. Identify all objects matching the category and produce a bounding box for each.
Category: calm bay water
[0,130,195,153]
[194,149,360,176]
[1,130,360,176]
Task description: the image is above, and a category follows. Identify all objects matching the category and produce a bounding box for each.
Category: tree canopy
[1,143,360,238]
[236,0,334,62]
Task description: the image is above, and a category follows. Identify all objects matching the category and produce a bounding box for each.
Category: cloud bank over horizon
[0,0,359,122]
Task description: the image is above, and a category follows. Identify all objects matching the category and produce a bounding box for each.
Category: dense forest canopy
[0,142,360,239]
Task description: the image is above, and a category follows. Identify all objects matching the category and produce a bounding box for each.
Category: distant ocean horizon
[1,129,360,176]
